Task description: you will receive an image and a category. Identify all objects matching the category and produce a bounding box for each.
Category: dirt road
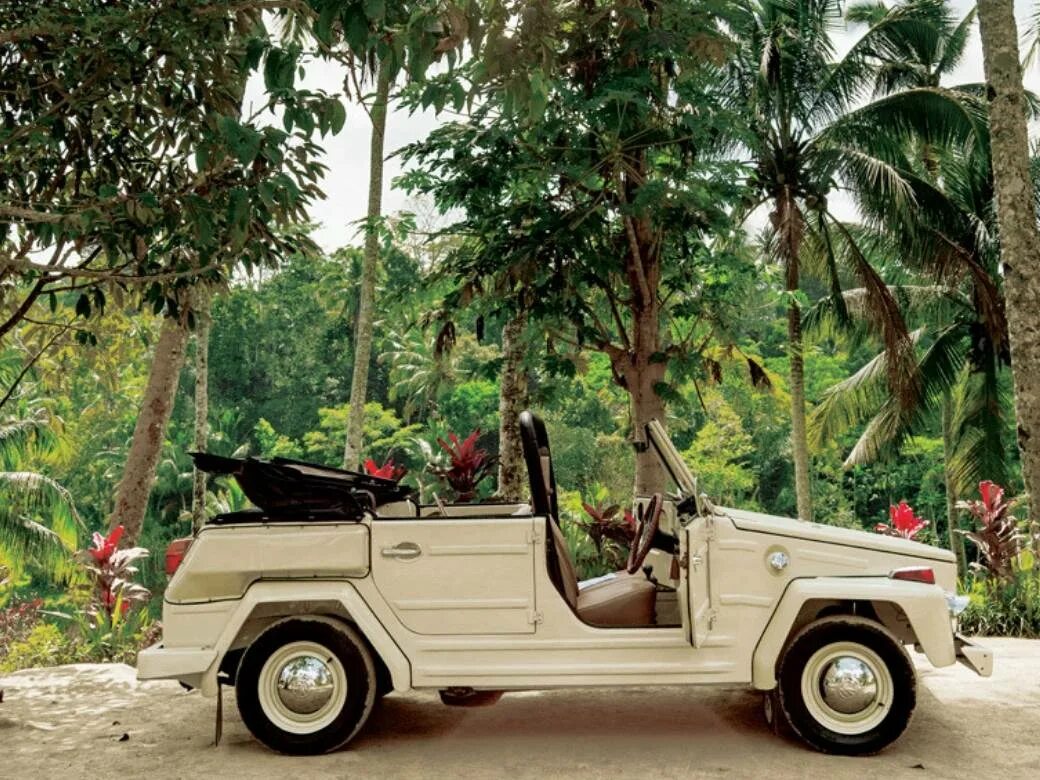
[1,638,1037,780]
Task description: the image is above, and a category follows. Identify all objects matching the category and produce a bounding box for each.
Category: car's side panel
[370,517,539,635]
[750,577,956,689]
[165,522,370,603]
[348,513,957,690]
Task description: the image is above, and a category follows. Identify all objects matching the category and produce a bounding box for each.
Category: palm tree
[847,0,976,95]
[717,0,975,520]
[0,412,80,590]
[808,132,1029,570]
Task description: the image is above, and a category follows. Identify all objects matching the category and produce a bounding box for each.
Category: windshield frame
[645,419,698,496]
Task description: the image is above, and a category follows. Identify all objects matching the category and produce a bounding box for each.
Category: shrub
[429,429,497,502]
[959,568,1040,638]
[578,495,635,571]
[0,597,43,664]
[957,481,1024,581]
[0,622,82,673]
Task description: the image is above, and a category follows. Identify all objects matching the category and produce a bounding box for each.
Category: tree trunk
[977,0,1040,516]
[942,392,965,577]
[497,310,528,502]
[108,313,190,544]
[625,304,668,497]
[343,64,391,471]
[788,300,813,522]
[191,289,211,532]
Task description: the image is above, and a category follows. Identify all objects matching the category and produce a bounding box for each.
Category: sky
[244,1,1040,253]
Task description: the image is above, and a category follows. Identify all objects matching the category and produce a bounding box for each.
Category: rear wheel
[776,616,916,755]
[236,618,376,755]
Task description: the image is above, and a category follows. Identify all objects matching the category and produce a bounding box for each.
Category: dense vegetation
[3,0,1040,668]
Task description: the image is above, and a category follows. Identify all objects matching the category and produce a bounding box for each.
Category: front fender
[197,580,410,696]
[751,577,954,690]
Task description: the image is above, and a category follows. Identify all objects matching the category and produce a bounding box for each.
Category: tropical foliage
[4,0,1040,665]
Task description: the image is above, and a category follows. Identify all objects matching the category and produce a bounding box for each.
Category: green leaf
[328,99,347,134]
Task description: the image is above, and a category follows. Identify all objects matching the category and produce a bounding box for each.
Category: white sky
[244,1,1040,252]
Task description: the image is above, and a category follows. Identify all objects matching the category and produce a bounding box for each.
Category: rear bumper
[955,634,993,677]
[137,642,216,688]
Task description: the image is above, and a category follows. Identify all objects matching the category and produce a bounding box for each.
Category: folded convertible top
[191,452,415,522]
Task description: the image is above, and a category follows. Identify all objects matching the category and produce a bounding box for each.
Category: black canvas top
[191,452,415,521]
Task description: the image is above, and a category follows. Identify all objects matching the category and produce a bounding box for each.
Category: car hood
[718,506,956,564]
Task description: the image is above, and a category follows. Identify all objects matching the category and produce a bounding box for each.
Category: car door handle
[381,542,422,560]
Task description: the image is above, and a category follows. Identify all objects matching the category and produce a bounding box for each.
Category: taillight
[165,537,193,576]
[890,566,935,584]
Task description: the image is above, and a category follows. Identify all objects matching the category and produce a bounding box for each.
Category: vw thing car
[138,411,990,755]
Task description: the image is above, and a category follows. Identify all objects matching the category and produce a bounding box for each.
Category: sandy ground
[1,638,1038,780]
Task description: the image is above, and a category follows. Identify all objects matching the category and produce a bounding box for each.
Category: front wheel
[776,616,916,755]
[235,618,377,755]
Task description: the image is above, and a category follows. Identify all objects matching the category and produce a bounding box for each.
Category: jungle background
[3,0,1040,668]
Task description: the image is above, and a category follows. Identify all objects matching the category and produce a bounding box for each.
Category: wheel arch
[751,577,955,690]
[199,581,409,696]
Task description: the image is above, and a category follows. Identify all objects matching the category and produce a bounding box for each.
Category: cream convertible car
[139,411,990,756]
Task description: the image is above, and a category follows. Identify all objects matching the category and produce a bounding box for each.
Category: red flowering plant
[429,429,498,502]
[364,457,407,482]
[58,524,155,662]
[579,499,637,570]
[957,481,1024,582]
[874,501,928,540]
[76,525,150,619]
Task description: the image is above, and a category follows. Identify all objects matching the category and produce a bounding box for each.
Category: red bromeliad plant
[957,481,1023,582]
[874,501,928,540]
[430,429,497,502]
[77,525,150,619]
[579,500,637,553]
[364,457,407,482]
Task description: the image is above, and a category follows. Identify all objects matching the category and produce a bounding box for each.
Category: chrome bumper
[954,634,993,677]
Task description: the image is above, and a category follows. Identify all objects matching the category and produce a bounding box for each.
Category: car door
[370,515,539,635]
[683,514,715,647]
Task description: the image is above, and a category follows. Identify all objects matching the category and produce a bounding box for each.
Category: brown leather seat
[549,521,657,627]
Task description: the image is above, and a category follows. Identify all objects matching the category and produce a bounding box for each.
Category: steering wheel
[627,493,663,575]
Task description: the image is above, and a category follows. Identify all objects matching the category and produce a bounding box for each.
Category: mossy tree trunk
[191,288,211,532]
[977,0,1040,517]
[109,312,190,544]
[496,310,528,501]
[343,64,391,471]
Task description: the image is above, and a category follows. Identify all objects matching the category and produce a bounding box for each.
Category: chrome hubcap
[275,655,335,715]
[801,642,893,735]
[258,640,348,734]
[819,656,878,715]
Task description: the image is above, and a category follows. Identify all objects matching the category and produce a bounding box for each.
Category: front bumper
[137,642,216,687]
[954,634,993,677]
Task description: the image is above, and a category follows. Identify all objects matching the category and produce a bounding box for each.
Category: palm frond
[0,470,80,582]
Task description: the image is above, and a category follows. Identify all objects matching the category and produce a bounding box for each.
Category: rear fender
[751,577,954,690]
[197,581,410,696]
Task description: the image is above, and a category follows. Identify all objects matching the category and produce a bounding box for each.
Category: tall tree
[0,2,337,344]
[402,0,757,495]
[496,310,528,501]
[976,0,1040,514]
[108,312,190,543]
[718,0,978,520]
[343,65,391,470]
[191,288,212,532]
